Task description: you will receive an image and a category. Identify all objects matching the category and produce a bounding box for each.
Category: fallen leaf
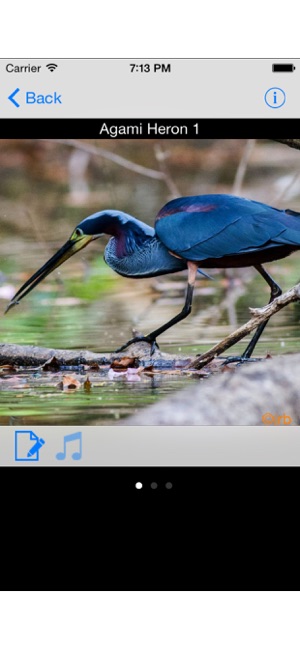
[0,364,16,373]
[84,376,92,391]
[110,357,139,371]
[58,375,81,390]
[42,356,61,372]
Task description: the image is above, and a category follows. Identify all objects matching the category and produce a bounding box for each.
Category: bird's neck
[101,212,155,258]
[104,232,187,278]
[116,222,154,258]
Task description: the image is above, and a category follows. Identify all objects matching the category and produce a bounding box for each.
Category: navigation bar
[0,59,299,118]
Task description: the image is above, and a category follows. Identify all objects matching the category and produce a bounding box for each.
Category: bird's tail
[197,269,213,279]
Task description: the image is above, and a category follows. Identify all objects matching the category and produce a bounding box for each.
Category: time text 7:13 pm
[129,63,171,73]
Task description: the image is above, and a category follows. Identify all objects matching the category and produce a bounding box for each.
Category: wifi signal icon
[46,63,58,72]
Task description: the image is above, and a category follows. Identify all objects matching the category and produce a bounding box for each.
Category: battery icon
[272,63,296,72]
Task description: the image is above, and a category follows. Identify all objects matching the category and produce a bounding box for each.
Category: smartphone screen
[1,59,300,590]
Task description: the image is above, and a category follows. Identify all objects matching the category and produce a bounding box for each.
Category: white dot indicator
[135,482,143,489]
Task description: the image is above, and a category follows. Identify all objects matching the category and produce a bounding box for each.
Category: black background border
[1,120,299,590]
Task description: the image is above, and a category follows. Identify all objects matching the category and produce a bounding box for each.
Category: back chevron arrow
[8,88,20,108]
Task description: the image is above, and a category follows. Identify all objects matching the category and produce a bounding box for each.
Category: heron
[5,194,300,361]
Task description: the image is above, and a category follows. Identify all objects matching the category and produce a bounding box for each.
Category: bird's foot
[115,335,159,356]
[220,355,263,367]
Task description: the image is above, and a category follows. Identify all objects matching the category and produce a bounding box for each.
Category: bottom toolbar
[1,426,300,466]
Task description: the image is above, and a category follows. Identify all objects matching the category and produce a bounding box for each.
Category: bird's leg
[115,262,198,355]
[221,264,282,365]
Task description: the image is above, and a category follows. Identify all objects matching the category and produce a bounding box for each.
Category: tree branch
[232,139,256,195]
[189,282,300,369]
[40,138,167,181]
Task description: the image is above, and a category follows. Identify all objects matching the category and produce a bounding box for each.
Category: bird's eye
[75,228,84,237]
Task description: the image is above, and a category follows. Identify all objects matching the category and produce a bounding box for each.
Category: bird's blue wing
[155,194,300,261]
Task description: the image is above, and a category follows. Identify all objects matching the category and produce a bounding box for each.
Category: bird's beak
[5,234,95,314]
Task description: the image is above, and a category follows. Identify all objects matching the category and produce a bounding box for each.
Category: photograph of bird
[6,193,300,360]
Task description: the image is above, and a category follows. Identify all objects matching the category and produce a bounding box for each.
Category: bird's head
[5,210,137,314]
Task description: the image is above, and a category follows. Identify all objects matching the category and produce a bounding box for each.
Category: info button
[26,91,62,105]
[264,87,286,109]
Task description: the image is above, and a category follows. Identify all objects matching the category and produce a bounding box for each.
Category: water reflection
[1,242,300,425]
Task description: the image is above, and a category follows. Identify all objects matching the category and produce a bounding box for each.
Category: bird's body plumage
[155,194,300,266]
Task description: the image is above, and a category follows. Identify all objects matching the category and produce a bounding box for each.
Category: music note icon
[56,432,82,461]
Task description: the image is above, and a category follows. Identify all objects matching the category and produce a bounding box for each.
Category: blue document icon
[15,430,45,462]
